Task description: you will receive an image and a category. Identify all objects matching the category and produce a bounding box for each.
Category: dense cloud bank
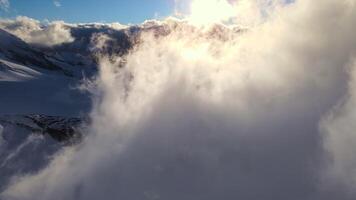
[0,16,74,46]
[2,0,356,199]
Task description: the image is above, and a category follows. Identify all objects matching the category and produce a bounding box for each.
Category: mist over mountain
[1,0,356,199]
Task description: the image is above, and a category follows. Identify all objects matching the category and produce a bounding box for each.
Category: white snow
[0,59,41,82]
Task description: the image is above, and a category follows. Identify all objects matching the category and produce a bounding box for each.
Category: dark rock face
[0,114,84,143]
[25,114,84,143]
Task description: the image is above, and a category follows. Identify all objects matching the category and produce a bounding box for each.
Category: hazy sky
[0,0,175,24]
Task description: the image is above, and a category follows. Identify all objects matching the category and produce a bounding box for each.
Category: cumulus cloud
[0,16,74,46]
[2,0,356,199]
[0,0,9,11]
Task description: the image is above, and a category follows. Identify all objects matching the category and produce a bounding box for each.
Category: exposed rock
[0,114,85,143]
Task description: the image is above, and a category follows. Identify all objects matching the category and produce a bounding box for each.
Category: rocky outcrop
[0,114,84,143]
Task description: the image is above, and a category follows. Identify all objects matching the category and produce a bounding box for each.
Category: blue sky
[0,0,175,24]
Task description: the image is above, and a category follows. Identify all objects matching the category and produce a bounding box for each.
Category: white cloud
[175,0,286,26]
[0,16,74,46]
[53,0,61,7]
[2,0,356,199]
[0,0,9,11]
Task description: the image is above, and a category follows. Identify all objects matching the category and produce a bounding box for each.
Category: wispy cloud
[0,0,10,11]
[53,0,61,7]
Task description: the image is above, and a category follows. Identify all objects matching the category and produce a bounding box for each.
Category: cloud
[175,0,287,26]
[0,0,9,11]
[53,0,61,7]
[320,60,356,192]
[0,124,3,145]
[0,16,74,46]
[2,0,356,199]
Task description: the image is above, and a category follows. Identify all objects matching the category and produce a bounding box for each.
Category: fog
[2,0,356,199]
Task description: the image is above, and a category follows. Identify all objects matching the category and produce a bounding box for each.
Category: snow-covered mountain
[0,23,134,190]
[0,21,146,115]
[0,18,245,193]
[0,20,170,191]
[0,114,84,191]
[2,0,356,198]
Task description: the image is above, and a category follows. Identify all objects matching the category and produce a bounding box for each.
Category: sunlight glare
[188,0,236,25]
